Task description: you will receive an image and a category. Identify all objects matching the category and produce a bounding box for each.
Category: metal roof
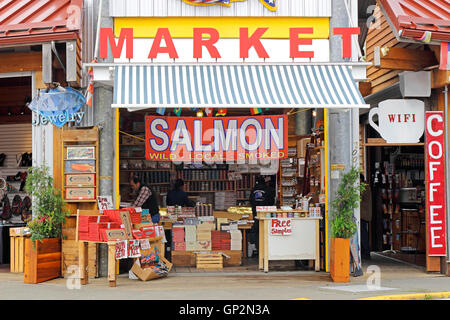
[380,0,450,43]
[0,0,82,46]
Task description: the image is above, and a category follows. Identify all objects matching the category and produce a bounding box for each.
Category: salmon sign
[425,112,447,256]
[145,115,287,162]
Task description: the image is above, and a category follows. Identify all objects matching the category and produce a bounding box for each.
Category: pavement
[0,253,450,300]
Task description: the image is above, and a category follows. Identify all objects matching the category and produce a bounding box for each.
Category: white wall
[110,0,332,17]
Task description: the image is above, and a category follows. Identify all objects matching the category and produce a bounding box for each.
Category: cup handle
[369,108,382,136]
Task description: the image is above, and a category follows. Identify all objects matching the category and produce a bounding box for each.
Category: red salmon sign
[145,115,287,162]
[425,112,447,256]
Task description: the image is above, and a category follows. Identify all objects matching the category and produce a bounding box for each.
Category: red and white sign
[426,112,447,256]
[270,218,292,236]
[128,240,142,258]
[145,115,288,162]
[369,99,424,144]
[115,240,128,260]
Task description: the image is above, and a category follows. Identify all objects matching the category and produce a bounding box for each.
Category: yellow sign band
[114,17,330,39]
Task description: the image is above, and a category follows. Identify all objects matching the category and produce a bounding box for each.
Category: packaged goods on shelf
[195,203,213,216]
[184,225,197,242]
[173,242,186,251]
[197,240,212,250]
[185,241,197,251]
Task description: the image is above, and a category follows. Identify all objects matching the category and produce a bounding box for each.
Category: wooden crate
[196,253,223,269]
[9,228,27,273]
[172,250,241,267]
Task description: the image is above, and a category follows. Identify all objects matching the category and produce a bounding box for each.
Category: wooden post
[108,242,117,287]
[78,241,89,285]
[258,219,264,270]
[264,219,269,273]
[315,219,320,272]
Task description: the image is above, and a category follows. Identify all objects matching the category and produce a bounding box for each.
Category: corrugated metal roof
[0,0,82,45]
[380,0,450,42]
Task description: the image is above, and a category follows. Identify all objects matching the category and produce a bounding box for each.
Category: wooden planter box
[24,238,61,284]
[330,237,350,283]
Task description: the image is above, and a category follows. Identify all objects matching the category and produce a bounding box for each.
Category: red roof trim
[380,0,450,42]
[0,0,81,45]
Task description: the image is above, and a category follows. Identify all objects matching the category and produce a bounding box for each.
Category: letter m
[100,28,133,59]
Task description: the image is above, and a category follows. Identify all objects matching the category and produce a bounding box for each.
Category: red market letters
[100,27,360,60]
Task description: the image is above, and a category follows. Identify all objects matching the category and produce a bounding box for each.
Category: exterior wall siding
[109,0,332,17]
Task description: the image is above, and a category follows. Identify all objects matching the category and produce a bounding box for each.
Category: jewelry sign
[425,112,447,256]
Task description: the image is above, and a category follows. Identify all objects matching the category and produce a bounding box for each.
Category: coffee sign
[425,112,447,256]
[369,99,424,144]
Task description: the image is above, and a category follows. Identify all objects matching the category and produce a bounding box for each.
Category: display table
[256,216,322,273]
[78,236,163,287]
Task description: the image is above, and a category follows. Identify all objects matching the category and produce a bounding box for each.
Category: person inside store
[129,174,160,223]
[248,175,275,257]
[167,179,196,207]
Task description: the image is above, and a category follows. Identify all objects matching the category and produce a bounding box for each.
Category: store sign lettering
[32,111,85,126]
[100,27,359,60]
[270,218,292,236]
[369,99,424,144]
[425,111,447,256]
[145,115,287,162]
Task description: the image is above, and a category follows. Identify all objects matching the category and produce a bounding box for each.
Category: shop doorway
[0,73,34,270]
[363,143,426,267]
[117,108,324,273]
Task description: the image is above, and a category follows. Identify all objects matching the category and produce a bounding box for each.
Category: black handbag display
[0,153,6,167]
[11,195,23,216]
[0,195,11,220]
[20,196,32,223]
[16,152,32,167]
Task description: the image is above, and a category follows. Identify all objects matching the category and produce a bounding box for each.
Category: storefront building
[84,0,369,276]
[360,0,450,274]
[0,0,86,272]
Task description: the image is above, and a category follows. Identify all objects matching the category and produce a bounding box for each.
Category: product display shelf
[61,129,99,203]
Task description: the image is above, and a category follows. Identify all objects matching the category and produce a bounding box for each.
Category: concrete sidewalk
[0,254,449,300]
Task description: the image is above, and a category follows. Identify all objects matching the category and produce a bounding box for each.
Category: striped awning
[112,65,368,109]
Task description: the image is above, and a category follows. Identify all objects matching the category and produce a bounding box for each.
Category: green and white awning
[112,64,368,109]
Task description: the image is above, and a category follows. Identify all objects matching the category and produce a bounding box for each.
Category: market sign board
[145,115,287,162]
[425,112,447,256]
[369,99,424,144]
[270,218,292,236]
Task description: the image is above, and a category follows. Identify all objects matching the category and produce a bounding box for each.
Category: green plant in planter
[330,167,367,239]
[25,165,69,243]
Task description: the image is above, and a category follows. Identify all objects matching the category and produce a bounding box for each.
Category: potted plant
[23,165,69,284]
[329,167,366,283]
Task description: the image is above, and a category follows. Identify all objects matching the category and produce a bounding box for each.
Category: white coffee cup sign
[369,99,424,143]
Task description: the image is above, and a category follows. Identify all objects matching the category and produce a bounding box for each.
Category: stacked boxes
[78,215,109,241]
[230,230,242,251]
[196,223,213,251]
[184,225,197,251]
[211,231,231,251]
[214,192,237,210]
[195,204,213,217]
[172,225,185,251]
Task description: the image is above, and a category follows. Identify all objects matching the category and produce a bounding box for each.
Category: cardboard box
[103,229,128,241]
[119,211,133,239]
[131,256,173,281]
[140,225,156,238]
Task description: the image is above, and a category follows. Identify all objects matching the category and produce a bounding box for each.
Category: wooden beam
[42,43,52,84]
[0,51,42,73]
[431,69,450,88]
[359,82,372,97]
[375,47,438,71]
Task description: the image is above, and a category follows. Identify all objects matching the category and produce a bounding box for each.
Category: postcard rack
[61,128,99,203]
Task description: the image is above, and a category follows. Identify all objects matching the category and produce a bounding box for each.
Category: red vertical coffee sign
[425,112,447,256]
